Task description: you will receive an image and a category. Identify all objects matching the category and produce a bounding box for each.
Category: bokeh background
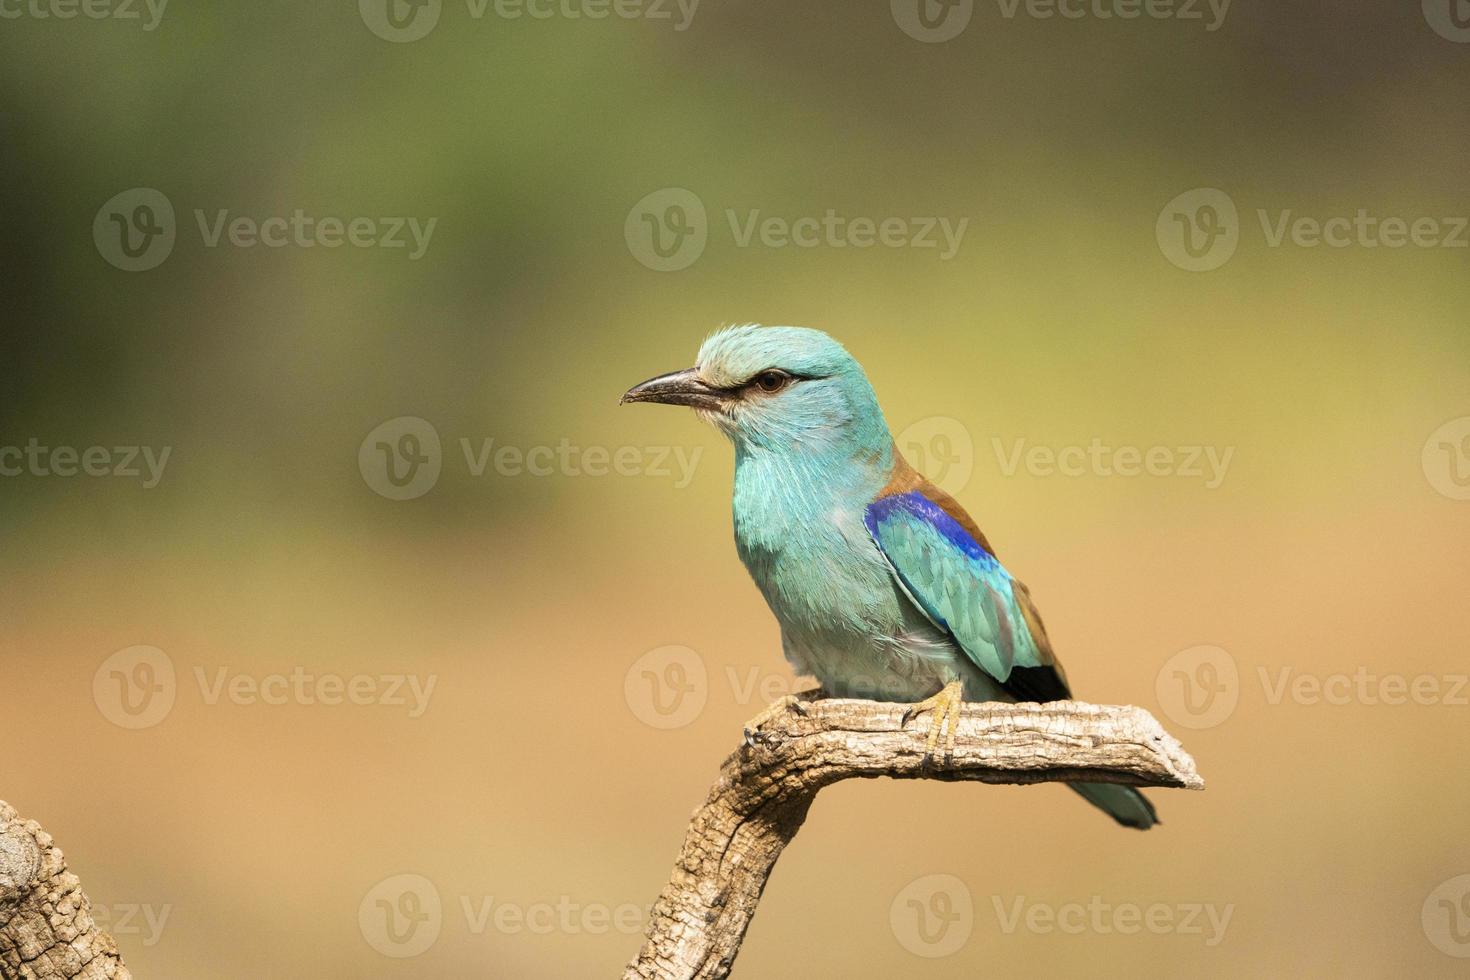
[3,2,1469,977]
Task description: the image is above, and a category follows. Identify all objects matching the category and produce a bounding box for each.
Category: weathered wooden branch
[0,802,129,980]
[623,698,1204,980]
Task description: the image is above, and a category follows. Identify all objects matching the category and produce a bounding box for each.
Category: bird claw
[741,689,822,749]
[742,695,798,748]
[742,726,778,748]
[903,681,965,766]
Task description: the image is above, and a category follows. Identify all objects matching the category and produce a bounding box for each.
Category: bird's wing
[863,483,1072,702]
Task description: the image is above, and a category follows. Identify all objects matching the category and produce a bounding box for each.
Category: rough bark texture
[623,697,1204,980]
[0,802,130,980]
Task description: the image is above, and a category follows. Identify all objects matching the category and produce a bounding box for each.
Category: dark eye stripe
[722,370,828,398]
[742,370,824,386]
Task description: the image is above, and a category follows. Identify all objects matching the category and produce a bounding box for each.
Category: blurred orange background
[3,2,1469,977]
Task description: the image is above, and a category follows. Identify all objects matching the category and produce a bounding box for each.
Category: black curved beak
[620,368,729,411]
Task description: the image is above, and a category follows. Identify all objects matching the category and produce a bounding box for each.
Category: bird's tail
[1069,782,1159,830]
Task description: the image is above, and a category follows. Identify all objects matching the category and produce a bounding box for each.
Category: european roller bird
[622,325,1157,829]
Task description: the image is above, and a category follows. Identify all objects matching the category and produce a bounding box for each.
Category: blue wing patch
[864,490,1067,695]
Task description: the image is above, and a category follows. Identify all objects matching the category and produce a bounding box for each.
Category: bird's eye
[754,370,790,393]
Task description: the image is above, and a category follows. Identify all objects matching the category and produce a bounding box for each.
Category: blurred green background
[3,2,1469,977]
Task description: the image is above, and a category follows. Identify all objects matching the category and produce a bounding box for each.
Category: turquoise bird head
[621,324,891,458]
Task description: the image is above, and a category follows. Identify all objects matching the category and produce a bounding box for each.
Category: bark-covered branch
[623,698,1204,980]
[0,801,130,980]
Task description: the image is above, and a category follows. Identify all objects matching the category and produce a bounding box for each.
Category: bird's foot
[902,681,965,765]
[742,688,823,748]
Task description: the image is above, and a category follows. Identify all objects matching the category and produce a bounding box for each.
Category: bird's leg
[902,681,965,764]
[788,685,825,712]
[742,687,826,747]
